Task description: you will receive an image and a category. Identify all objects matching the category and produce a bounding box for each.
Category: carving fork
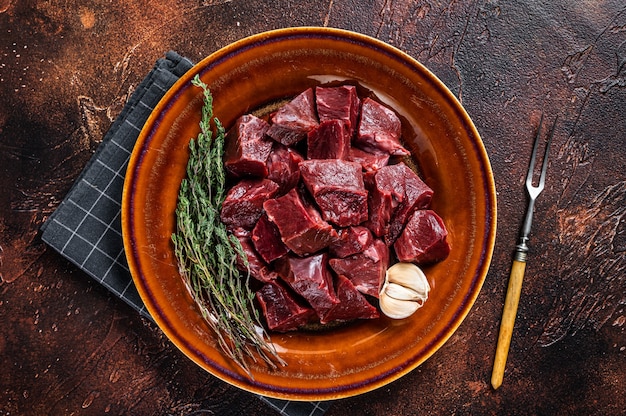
[491,114,558,389]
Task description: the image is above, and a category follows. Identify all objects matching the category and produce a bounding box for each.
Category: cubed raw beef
[329,239,389,298]
[231,228,278,283]
[315,85,360,137]
[383,163,434,244]
[363,162,433,242]
[266,144,304,195]
[329,226,373,258]
[224,114,273,178]
[267,88,319,146]
[276,253,339,323]
[252,213,289,264]
[307,119,350,160]
[220,179,279,230]
[348,146,390,172]
[256,281,316,332]
[355,97,409,156]
[263,188,337,256]
[324,275,380,322]
[394,209,451,264]
[299,159,368,227]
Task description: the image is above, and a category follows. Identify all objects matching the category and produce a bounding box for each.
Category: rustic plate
[122,27,496,401]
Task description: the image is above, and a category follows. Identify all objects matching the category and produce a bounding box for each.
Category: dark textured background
[1,1,625,414]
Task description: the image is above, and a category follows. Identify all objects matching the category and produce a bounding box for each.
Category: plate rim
[121,26,497,401]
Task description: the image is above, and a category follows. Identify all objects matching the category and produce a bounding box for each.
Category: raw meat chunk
[263,188,337,256]
[364,162,433,242]
[266,144,304,195]
[267,88,319,146]
[329,226,373,258]
[383,163,434,244]
[329,239,389,298]
[252,213,289,264]
[224,114,273,178]
[256,281,316,332]
[299,159,368,227]
[348,146,390,172]
[276,253,339,323]
[324,275,380,322]
[307,119,350,160]
[220,179,279,230]
[355,97,409,156]
[231,228,277,283]
[394,209,450,264]
[315,85,360,137]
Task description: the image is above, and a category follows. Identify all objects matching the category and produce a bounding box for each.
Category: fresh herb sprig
[172,75,285,375]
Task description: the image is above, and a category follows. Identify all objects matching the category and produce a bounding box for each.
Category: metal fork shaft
[491,114,557,390]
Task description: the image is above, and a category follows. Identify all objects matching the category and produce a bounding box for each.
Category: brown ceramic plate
[122,27,496,401]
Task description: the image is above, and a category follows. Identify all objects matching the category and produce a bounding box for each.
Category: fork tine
[538,116,558,189]
[526,113,544,187]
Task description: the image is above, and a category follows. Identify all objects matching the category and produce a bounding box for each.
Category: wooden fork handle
[491,259,527,390]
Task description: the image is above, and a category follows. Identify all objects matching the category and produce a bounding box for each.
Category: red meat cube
[276,253,339,323]
[329,226,373,258]
[307,119,351,160]
[263,188,337,256]
[348,146,390,172]
[394,209,451,264]
[266,144,304,195]
[299,159,368,227]
[329,239,389,298]
[256,281,316,332]
[252,213,289,264]
[220,179,279,230]
[231,228,278,283]
[324,275,380,322]
[224,114,273,178]
[267,88,319,146]
[355,97,409,156]
[315,85,360,137]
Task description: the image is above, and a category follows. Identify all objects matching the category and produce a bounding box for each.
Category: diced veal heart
[315,85,360,137]
[329,239,389,298]
[224,114,273,178]
[299,159,368,227]
[266,88,319,146]
[276,253,339,324]
[266,144,304,195]
[383,162,434,244]
[355,97,409,156]
[220,179,279,230]
[324,275,380,322]
[329,226,373,258]
[256,281,315,332]
[263,188,337,256]
[394,209,451,264]
[364,162,433,241]
[348,146,390,172]
[231,228,277,283]
[252,213,289,264]
[307,119,350,160]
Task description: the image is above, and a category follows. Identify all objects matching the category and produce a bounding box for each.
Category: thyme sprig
[172,75,285,375]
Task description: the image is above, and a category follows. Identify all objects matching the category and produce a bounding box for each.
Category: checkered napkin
[40,51,331,416]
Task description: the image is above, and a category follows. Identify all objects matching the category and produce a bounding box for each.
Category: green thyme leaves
[172,75,284,376]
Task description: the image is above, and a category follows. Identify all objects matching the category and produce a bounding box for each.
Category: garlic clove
[379,291,421,319]
[379,262,431,319]
[385,262,430,297]
[382,282,423,302]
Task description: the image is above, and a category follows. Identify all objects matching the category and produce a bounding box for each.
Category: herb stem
[172,75,285,375]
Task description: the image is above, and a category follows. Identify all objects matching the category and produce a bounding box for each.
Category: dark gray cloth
[40,51,331,416]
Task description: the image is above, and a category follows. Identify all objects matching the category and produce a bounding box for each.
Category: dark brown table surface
[2,1,625,415]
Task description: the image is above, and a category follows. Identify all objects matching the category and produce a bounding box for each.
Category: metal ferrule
[514,238,529,262]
